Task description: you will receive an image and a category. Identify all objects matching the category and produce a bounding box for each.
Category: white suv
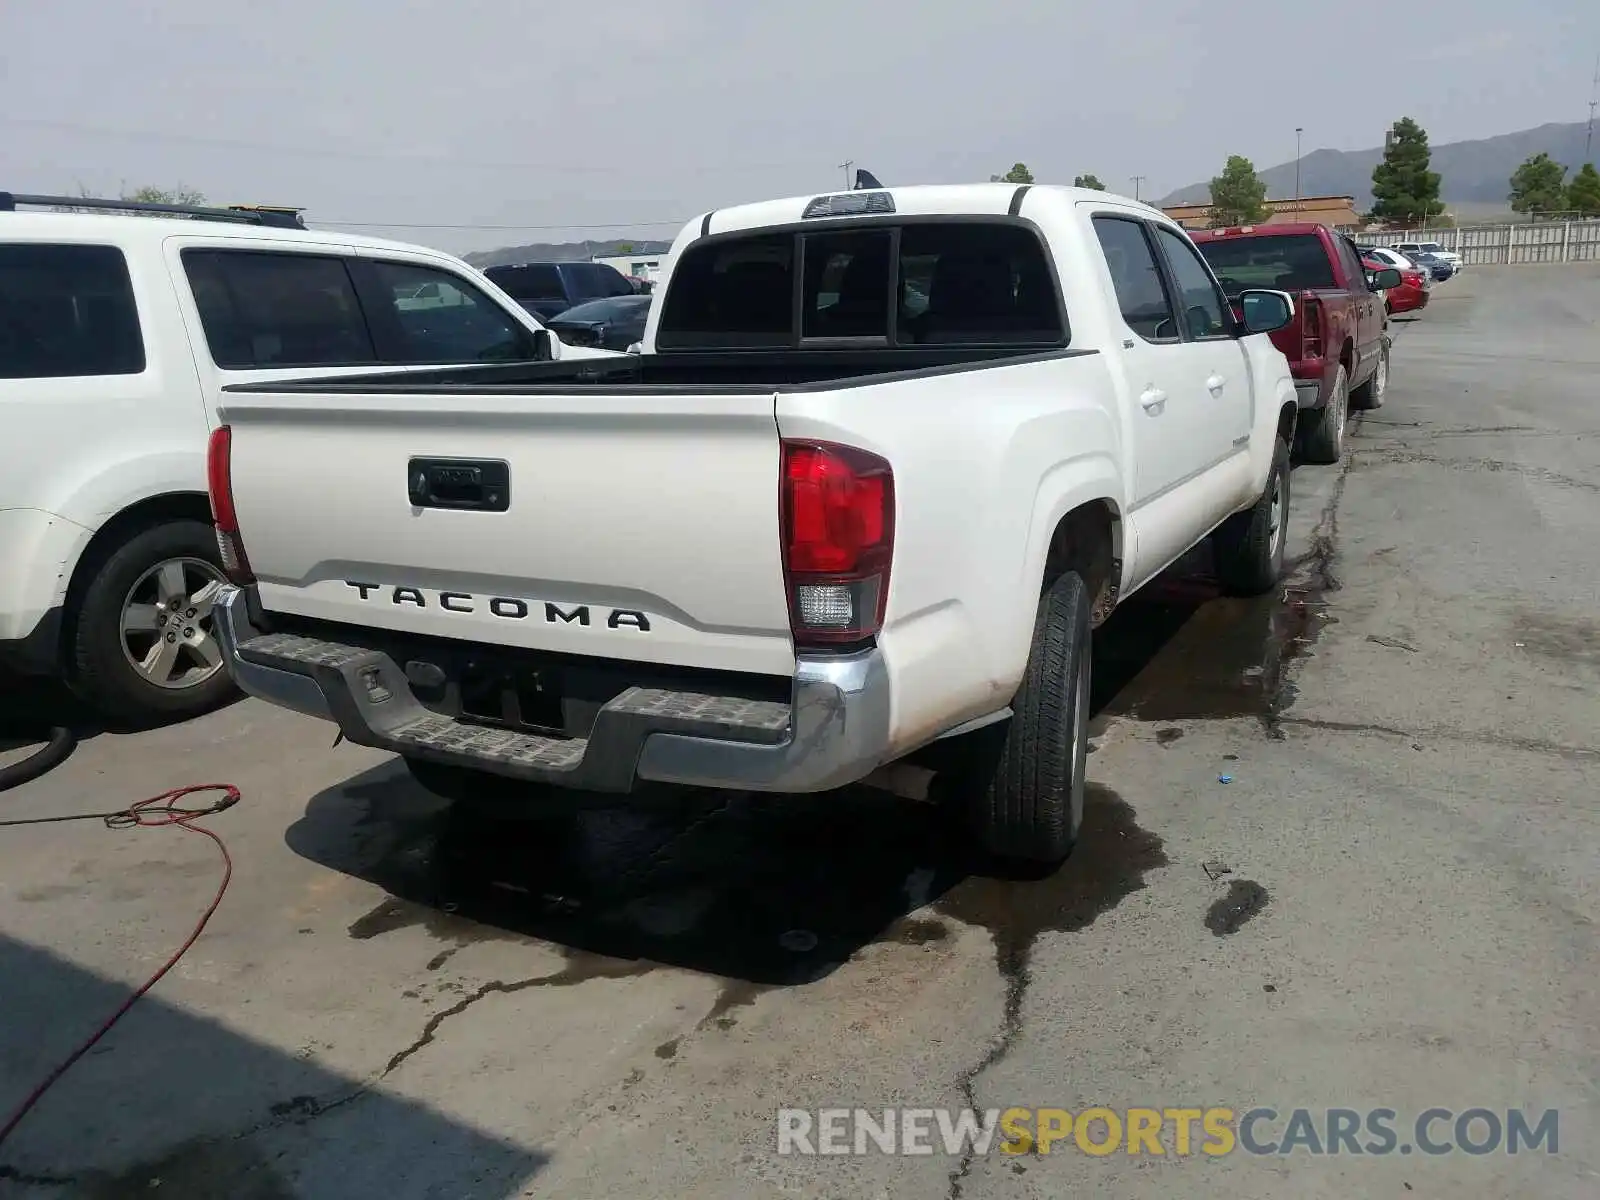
[0,192,609,723]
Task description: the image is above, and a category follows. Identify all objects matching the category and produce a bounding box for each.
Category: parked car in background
[545,294,652,351]
[626,276,654,294]
[0,191,610,724]
[482,260,635,321]
[1359,250,1429,315]
[1192,222,1400,464]
[209,181,1305,867]
[1361,245,1432,289]
[1405,251,1455,282]
[1396,241,1462,272]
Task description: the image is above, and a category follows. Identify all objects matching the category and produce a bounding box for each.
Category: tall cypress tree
[1370,118,1445,225]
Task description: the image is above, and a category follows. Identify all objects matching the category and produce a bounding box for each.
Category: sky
[2,0,1596,256]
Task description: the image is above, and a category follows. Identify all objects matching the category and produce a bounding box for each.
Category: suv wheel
[952,569,1091,871]
[68,519,237,725]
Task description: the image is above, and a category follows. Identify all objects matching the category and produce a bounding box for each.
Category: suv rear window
[657,221,1065,350]
[1194,233,1337,293]
[182,250,376,369]
[0,244,145,379]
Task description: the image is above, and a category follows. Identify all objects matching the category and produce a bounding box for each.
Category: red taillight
[1301,296,1323,359]
[206,425,253,584]
[780,440,894,647]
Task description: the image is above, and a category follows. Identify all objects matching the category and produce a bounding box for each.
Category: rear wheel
[67,519,236,725]
[1351,339,1389,410]
[1213,438,1291,596]
[1298,363,1348,465]
[951,570,1091,871]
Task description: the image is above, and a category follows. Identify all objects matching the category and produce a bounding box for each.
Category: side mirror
[530,328,553,360]
[1237,289,1295,335]
[1371,267,1402,291]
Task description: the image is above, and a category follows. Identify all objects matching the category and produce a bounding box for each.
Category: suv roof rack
[0,192,307,229]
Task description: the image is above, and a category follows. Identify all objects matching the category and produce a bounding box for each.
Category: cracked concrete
[1,266,1597,1198]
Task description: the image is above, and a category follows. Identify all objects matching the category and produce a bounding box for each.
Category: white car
[209,182,1300,867]
[1395,240,1463,271]
[1361,246,1433,290]
[0,192,613,723]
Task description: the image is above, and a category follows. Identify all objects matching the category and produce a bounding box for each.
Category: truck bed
[222,345,1095,397]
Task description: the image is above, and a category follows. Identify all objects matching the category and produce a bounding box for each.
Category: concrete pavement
[1,265,1595,1198]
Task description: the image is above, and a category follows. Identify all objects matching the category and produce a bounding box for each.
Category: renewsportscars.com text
[776,1106,1560,1157]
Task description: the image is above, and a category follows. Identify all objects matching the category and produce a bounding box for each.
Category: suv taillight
[1301,296,1323,359]
[780,440,894,648]
[206,425,254,585]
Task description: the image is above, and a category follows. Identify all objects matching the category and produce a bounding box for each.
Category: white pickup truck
[210,183,1300,866]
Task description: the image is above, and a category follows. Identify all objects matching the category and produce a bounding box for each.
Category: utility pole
[838,160,854,188]
[1130,175,1146,202]
[1295,127,1304,211]
[1587,54,1598,162]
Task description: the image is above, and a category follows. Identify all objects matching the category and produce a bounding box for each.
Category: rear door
[1149,223,1253,468]
[1332,233,1385,376]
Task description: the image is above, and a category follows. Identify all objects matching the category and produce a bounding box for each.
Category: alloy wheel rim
[120,557,228,690]
[1268,473,1285,559]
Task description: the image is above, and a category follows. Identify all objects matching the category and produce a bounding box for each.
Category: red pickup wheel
[1299,363,1348,464]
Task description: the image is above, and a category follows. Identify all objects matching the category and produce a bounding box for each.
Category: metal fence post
[1561,222,1571,263]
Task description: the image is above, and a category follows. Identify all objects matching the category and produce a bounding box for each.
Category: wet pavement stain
[1155,728,1184,746]
[698,979,770,1031]
[77,1138,294,1200]
[936,786,1169,993]
[1205,880,1271,936]
[654,1037,680,1059]
[889,917,953,945]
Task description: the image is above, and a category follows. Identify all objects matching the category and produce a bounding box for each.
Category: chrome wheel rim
[1268,472,1285,559]
[1375,351,1389,399]
[1333,376,1348,447]
[120,557,227,690]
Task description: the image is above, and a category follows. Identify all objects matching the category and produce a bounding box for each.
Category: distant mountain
[464,238,673,268]
[1160,121,1595,212]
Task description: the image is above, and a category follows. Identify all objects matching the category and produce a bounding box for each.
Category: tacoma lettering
[341,582,649,632]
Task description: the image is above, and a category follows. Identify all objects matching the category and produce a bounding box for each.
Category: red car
[1363,256,1428,316]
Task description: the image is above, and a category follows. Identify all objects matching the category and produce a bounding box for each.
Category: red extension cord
[0,783,240,1150]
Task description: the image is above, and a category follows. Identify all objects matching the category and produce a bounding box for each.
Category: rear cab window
[1193,233,1338,294]
[655,221,1067,350]
[484,264,565,301]
[0,243,145,378]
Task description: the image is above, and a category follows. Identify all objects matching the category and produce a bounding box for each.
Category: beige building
[1162,195,1362,232]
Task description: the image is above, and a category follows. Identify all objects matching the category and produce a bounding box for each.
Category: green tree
[1207,155,1269,226]
[615,241,636,254]
[1369,118,1444,225]
[1073,173,1106,190]
[1508,153,1568,215]
[990,162,1034,184]
[1565,162,1600,217]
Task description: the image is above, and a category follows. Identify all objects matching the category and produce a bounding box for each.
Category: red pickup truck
[1191,223,1400,464]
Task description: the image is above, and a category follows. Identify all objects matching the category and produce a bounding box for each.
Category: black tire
[1351,338,1389,411]
[1213,438,1291,596]
[66,519,237,725]
[956,570,1092,869]
[1298,363,1348,465]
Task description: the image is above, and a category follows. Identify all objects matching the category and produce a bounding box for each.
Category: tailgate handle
[407,458,511,512]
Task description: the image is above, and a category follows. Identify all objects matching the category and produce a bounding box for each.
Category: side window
[366,260,534,364]
[801,230,891,339]
[1091,216,1178,343]
[1338,237,1371,290]
[0,244,145,379]
[182,250,375,369]
[596,265,635,298]
[1153,226,1231,339]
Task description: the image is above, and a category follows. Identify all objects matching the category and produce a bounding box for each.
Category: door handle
[1206,374,1227,394]
[1139,387,1167,411]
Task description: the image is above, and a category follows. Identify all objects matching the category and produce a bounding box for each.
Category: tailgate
[219,388,796,677]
